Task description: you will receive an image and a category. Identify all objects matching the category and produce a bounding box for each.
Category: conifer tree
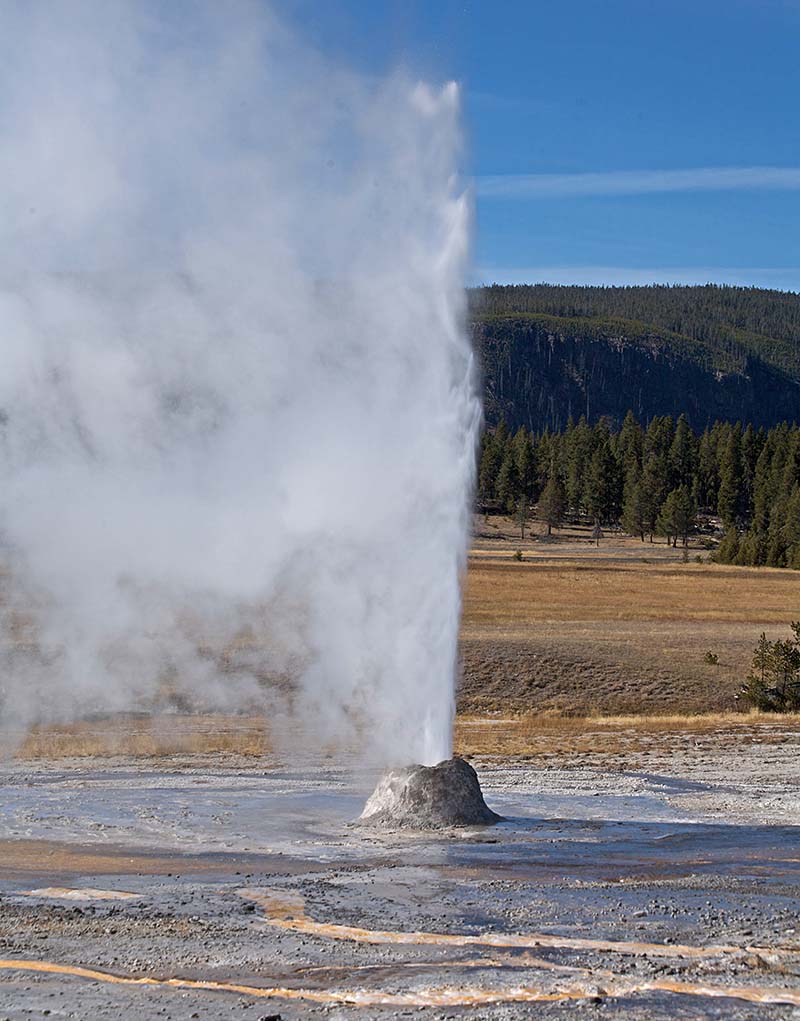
[740,423,763,520]
[696,429,718,510]
[478,411,800,572]
[783,483,800,568]
[741,626,800,712]
[585,439,621,524]
[656,485,697,547]
[715,528,740,564]
[752,435,777,536]
[496,447,521,514]
[617,410,644,476]
[766,490,789,567]
[621,468,647,541]
[640,453,670,540]
[512,426,537,502]
[477,432,502,510]
[538,453,566,536]
[644,415,676,463]
[535,430,554,493]
[669,414,697,490]
[514,495,530,539]
[564,416,592,515]
[735,529,759,566]
[781,428,800,494]
[717,425,744,527]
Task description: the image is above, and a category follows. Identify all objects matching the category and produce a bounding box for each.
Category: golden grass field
[7,512,800,759]
[459,514,800,717]
[14,715,270,760]
[13,708,800,761]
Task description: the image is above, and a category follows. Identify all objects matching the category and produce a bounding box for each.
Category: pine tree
[715,528,740,564]
[783,483,800,567]
[564,416,592,515]
[696,429,718,511]
[585,439,621,524]
[512,426,537,502]
[478,412,800,573]
[514,495,530,539]
[477,431,502,510]
[766,491,789,567]
[717,425,744,527]
[740,423,763,521]
[535,430,554,494]
[617,410,644,477]
[781,428,800,494]
[656,485,697,547]
[669,414,696,490]
[644,415,676,463]
[640,453,670,540]
[736,530,759,566]
[742,632,775,710]
[742,627,800,711]
[496,447,521,514]
[621,469,647,541]
[752,435,777,535]
[538,453,566,536]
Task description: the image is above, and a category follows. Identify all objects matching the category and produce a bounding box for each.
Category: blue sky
[280,0,800,290]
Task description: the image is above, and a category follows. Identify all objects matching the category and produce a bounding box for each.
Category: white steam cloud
[0,2,478,765]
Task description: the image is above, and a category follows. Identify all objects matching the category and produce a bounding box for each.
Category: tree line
[478,412,800,568]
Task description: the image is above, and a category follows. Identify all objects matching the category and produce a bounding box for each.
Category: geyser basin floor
[0,731,799,1020]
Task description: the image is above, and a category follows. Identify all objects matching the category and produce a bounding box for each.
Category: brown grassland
[460,514,800,717]
[13,709,800,762]
[14,715,270,760]
[8,512,800,759]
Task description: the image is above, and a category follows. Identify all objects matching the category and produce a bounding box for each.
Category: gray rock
[359,756,503,829]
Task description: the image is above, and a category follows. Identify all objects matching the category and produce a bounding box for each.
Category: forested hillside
[470,284,800,431]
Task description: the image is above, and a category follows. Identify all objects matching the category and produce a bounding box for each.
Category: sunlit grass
[12,715,271,760]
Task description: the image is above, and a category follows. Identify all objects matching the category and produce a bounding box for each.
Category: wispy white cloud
[470,265,800,291]
[476,166,800,199]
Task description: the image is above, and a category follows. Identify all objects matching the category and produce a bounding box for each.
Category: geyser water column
[0,2,479,766]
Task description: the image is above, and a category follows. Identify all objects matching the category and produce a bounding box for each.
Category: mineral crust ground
[0,724,799,1020]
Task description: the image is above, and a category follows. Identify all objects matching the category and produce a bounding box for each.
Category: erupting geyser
[360,757,502,829]
[0,2,479,767]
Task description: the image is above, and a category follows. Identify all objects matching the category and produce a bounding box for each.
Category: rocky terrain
[0,726,798,1019]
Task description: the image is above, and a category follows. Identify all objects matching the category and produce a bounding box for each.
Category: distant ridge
[469,283,800,431]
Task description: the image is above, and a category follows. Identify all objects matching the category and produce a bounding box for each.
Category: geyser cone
[359,756,503,830]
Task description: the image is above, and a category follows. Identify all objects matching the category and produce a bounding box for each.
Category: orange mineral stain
[240,888,800,962]
[3,887,799,1010]
[1,959,799,1008]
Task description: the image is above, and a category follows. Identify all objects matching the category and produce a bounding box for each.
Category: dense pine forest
[470,284,800,432]
[478,412,800,570]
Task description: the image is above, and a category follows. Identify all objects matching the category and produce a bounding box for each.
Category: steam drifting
[0,3,478,764]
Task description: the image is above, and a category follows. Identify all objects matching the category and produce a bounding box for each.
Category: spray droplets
[0,3,478,765]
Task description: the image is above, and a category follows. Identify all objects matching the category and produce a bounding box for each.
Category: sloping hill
[470,284,800,431]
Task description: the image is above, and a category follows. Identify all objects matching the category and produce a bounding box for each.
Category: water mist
[0,2,479,765]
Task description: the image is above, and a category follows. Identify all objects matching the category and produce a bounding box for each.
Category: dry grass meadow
[14,709,800,762]
[7,512,800,759]
[460,513,800,716]
[14,715,271,760]
[453,710,800,758]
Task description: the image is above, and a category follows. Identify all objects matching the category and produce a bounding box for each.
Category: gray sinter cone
[359,755,503,829]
